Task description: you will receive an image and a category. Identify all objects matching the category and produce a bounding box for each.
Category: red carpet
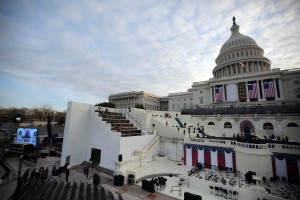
[147,193,157,199]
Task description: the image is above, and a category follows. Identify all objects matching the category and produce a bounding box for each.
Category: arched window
[263,122,274,130]
[208,122,215,125]
[224,122,232,128]
[287,122,299,127]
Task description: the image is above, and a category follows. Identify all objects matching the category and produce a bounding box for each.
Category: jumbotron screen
[16,128,38,146]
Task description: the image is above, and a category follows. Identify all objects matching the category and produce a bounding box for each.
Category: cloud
[0,0,299,111]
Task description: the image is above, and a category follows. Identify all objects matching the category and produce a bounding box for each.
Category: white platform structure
[61,18,300,200]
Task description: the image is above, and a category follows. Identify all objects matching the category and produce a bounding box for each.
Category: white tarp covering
[211,150,218,168]
[225,152,233,169]
[227,83,238,102]
[275,157,288,181]
[197,149,204,165]
[186,147,192,166]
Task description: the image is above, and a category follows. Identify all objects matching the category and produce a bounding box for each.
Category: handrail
[188,137,300,153]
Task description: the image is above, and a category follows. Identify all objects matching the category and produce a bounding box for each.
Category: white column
[222,84,225,102]
[212,86,215,103]
[237,82,240,102]
[261,80,266,100]
[257,80,262,101]
[246,81,249,102]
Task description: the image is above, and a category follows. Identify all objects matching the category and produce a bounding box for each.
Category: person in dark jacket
[66,169,69,182]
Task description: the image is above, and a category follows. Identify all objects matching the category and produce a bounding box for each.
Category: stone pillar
[211,86,215,103]
[260,80,266,100]
[245,81,249,102]
[235,83,239,102]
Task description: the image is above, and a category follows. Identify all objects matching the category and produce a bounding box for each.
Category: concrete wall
[60,101,121,171]
[131,108,184,139]
[159,139,184,162]
[61,102,90,167]
[120,134,156,158]
[61,103,164,171]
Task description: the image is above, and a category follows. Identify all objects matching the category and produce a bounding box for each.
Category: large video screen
[16,128,38,146]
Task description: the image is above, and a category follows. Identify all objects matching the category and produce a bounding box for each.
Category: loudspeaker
[245,171,256,184]
[128,174,135,184]
[114,175,124,186]
[118,154,122,162]
[184,192,202,200]
[142,180,155,193]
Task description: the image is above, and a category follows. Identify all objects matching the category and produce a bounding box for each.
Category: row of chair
[11,179,124,200]
[209,186,238,199]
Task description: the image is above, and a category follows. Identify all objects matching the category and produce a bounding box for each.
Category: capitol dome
[212,17,271,78]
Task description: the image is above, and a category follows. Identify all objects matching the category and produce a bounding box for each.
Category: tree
[95,102,116,108]
[135,104,145,109]
[57,116,65,125]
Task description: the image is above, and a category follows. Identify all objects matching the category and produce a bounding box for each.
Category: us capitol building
[109,18,300,112]
[60,18,300,200]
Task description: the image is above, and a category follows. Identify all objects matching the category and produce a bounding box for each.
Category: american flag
[240,61,245,68]
[215,85,223,101]
[264,81,275,98]
[248,82,258,99]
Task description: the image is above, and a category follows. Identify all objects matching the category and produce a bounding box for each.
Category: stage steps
[95,109,142,137]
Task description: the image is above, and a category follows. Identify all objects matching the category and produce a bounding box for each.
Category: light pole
[52,111,56,128]
[15,117,23,179]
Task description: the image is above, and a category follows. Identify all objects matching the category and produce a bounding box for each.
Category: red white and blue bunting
[184,143,236,172]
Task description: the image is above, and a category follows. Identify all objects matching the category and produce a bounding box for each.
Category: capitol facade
[109,18,300,112]
[61,18,300,200]
[107,17,300,145]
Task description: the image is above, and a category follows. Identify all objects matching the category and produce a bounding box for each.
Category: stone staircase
[96,110,142,137]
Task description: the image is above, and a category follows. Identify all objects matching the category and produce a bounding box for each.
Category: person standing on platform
[83,165,87,176]
[30,168,36,180]
[45,167,48,179]
[86,166,89,178]
[66,169,69,182]
[52,165,57,180]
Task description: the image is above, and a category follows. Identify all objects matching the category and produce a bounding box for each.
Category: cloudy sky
[0,0,299,111]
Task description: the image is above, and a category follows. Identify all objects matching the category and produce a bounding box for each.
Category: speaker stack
[245,171,256,184]
[118,154,122,162]
[142,180,155,193]
[184,192,202,200]
[113,175,124,186]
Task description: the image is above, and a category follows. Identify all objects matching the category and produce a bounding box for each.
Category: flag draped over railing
[215,85,223,102]
[263,79,275,100]
[248,81,258,101]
